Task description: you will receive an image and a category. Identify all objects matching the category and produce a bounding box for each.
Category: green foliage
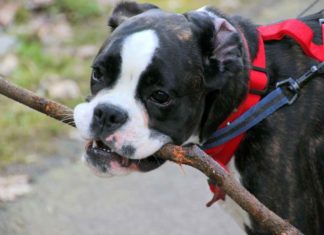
[55,0,102,21]
[15,7,31,24]
[0,101,62,167]
[138,0,221,12]
[0,1,107,167]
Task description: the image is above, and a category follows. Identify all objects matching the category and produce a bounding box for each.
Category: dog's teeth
[122,158,129,166]
[93,141,98,148]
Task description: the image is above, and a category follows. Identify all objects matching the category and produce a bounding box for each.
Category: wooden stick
[0,75,303,235]
[0,76,75,127]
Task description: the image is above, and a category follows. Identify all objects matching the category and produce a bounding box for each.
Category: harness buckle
[276,61,324,105]
[276,78,299,105]
[320,19,324,44]
[319,18,324,25]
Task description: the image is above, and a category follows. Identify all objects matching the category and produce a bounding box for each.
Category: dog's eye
[92,68,104,83]
[150,91,170,105]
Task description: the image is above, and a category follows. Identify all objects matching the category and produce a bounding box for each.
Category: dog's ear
[108,1,159,31]
[184,10,244,90]
[184,10,247,142]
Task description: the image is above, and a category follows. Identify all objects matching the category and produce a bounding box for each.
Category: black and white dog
[74,2,324,234]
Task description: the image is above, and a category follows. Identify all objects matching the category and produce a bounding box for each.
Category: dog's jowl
[74,2,324,234]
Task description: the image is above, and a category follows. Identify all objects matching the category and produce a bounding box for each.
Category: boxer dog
[74,2,324,234]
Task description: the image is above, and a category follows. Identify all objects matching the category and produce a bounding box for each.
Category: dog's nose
[92,104,128,134]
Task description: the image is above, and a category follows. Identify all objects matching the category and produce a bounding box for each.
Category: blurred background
[0,0,323,234]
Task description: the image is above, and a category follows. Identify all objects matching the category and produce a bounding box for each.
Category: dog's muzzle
[84,139,165,175]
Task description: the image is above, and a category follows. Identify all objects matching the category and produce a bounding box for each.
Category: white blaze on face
[74,29,171,159]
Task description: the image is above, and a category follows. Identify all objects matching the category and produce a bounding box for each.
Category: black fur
[235,11,324,235]
[92,2,324,234]
[108,1,158,30]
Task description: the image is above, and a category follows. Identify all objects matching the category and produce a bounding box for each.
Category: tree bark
[0,76,303,235]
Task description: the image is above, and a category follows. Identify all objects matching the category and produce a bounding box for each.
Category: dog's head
[74,2,248,176]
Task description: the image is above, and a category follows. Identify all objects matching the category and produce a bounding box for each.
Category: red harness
[206,18,324,198]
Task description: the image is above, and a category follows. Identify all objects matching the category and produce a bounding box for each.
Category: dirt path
[0,145,244,235]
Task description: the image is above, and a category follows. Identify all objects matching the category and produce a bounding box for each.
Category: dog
[73,2,324,234]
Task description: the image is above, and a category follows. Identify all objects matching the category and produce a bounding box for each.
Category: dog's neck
[199,14,259,143]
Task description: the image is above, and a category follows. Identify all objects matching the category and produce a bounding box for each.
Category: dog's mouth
[85,140,165,173]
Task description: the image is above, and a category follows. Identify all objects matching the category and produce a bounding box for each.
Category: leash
[298,0,320,17]
[203,61,324,149]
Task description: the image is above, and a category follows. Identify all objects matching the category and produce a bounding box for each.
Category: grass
[0,1,109,167]
[0,101,62,167]
[138,0,256,13]
[55,0,102,21]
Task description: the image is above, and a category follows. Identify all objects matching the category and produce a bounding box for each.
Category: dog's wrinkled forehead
[117,10,191,38]
[101,10,194,56]
[91,9,202,97]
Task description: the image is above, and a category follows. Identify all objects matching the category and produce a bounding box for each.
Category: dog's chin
[83,140,164,176]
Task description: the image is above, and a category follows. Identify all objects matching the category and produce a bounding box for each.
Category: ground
[0,142,245,235]
[1,0,324,234]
